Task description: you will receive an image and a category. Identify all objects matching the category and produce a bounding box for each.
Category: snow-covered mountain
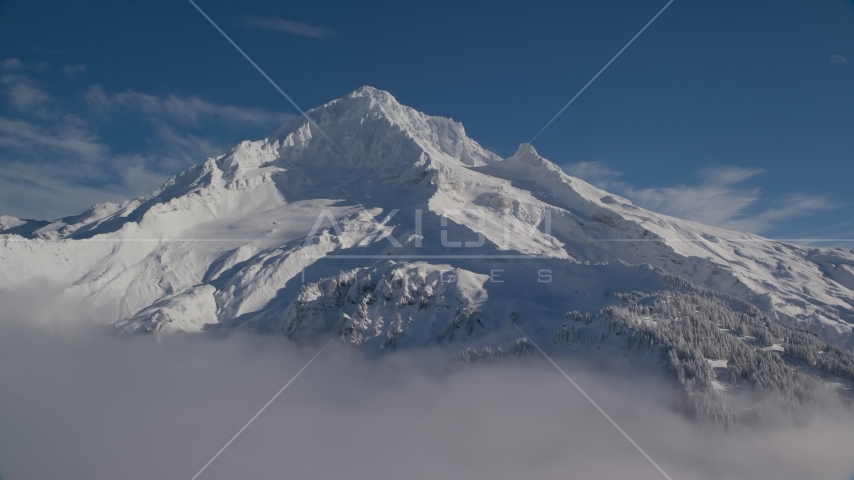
[1,86,853,354]
[6,85,854,423]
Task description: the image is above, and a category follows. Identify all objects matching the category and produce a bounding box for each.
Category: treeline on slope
[554,290,854,426]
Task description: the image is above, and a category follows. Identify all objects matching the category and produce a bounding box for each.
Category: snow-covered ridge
[1,86,853,351]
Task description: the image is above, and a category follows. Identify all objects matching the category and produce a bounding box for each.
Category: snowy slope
[1,86,853,350]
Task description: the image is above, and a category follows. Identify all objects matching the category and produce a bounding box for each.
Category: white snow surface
[0,215,26,231]
[2,86,853,349]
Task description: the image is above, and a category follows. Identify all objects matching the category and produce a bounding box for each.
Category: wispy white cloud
[625,166,763,229]
[0,72,291,220]
[242,16,334,39]
[698,165,763,185]
[564,161,621,183]
[830,54,848,66]
[566,161,834,234]
[0,110,150,220]
[0,161,138,221]
[85,85,292,127]
[1,58,24,71]
[723,193,835,233]
[148,121,231,166]
[1,58,48,72]
[63,64,86,76]
[0,116,106,160]
[0,116,225,220]
[1,74,52,112]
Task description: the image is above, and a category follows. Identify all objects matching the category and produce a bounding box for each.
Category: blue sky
[0,0,852,242]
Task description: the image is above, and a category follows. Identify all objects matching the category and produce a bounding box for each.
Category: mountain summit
[1,86,852,348]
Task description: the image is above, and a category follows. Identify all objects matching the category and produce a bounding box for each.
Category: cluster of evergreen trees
[438,305,486,342]
[554,290,854,426]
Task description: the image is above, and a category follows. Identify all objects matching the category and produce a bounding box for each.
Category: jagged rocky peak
[343,85,401,106]
[262,85,499,170]
[508,142,546,166]
[309,85,407,125]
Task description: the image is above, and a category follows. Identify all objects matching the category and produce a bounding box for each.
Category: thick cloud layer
[1,306,854,479]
